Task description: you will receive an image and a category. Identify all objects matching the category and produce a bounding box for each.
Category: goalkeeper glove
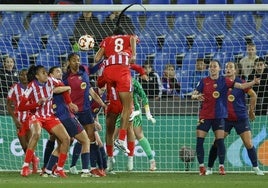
[146,113,156,124]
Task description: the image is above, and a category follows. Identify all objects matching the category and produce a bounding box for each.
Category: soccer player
[69,87,107,177]
[63,53,107,177]
[6,69,39,174]
[40,66,91,177]
[94,17,138,154]
[206,62,264,176]
[114,78,157,171]
[191,60,260,176]
[18,65,71,177]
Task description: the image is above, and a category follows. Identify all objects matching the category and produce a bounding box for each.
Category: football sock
[118,129,127,141]
[207,142,218,168]
[57,153,68,168]
[90,142,102,168]
[46,154,58,171]
[81,152,90,171]
[99,146,107,169]
[127,141,135,157]
[71,142,82,167]
[43,140,55,168]
[106,144,113,157]
[24,149,34,164]
[215,138,225,165]
[139,137,154,160]
[247,146,258,167]
[196,137,205,164]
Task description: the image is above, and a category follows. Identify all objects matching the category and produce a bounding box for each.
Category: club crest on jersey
[228,94,235,102]
[213,83,217,88]
[213,91,220,98]
[81,82,86,89]
[52,104,57,109]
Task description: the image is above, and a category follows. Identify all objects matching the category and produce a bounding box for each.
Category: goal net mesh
[0,4,267,173]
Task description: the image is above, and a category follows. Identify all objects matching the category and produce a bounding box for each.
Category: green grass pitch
[0,172,268,188]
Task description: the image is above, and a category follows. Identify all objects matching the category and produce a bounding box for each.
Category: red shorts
[106,99,123,115]
[103,65,132,92]
[17,119,30,137]
[29,115,62,134]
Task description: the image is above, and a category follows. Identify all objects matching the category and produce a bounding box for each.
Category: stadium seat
[190,35,218,56]
[92,12,111,23]
[252,35,268,56]
[143,13,170,37]
[35,50,60,70]
[0,12,26,38]
[121,0,142,3]
[213,51,233,67]
[230,12,257,37]
[233,0,255,3]
[15,53,30,71]
[46,35,72,56]
[201,12,228,38]
[16,33,43,57]
[173,13,200,37]
[91,0,113,4]
[55,12,81,38]
[205,0,227,3]
[262,0,268,3]
[0,37,14,56]
[220,35,246,57]
[138,33,158,54]
[153,52,175,76]
[149,0,170,4]
[27,13,54,38]
[177,0,198,4]
[181,52,199,71]
[257,14,268,37]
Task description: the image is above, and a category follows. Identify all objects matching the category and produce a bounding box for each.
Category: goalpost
[0,4,267,173]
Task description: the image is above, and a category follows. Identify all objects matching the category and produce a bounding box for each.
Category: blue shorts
[61,117,84,138]
[225,118,251,135]
[197,118,225,132]
[75,109,95,126]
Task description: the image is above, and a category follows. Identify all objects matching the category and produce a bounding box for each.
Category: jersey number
[114,38,124,52]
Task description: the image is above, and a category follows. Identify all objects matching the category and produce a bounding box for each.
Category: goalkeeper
[115,78,157,171]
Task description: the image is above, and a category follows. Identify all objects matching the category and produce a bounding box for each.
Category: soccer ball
[78,35,95,50]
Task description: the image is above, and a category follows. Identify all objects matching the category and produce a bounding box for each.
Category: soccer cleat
[53,169,67,178]
[127,156,134,171]
[114,139,130,154]
[129,110,141,122]
[107,157,115,172]
[253,167,264,176]
[99,169,106,177]
[219,166,226,175]
[40,167,45,176]
[90,168,101,177]
[21,166,32,177]
[205,168,213,175]
[199,166,206,176]
[40,172,56,178]
[32,156,39,174]
[69,166,79,175]
[80,172,92,178]
[149,160,157,171]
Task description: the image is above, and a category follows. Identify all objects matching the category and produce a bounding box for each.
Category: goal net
[0,4,267,173]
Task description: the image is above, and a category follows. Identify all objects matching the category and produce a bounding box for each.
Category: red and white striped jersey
[100,34,138,67]
[22,77,59,118]
[7,83,28,122]
[103,54,130,67]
